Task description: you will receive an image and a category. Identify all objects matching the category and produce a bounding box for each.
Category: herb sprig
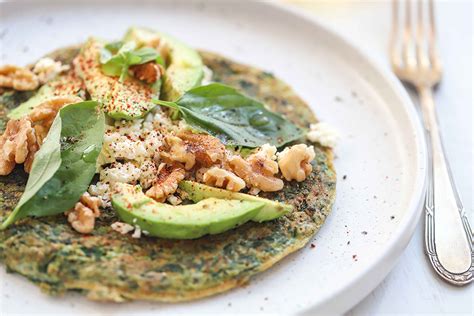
[153,83,304,148]
[100,41,164,82]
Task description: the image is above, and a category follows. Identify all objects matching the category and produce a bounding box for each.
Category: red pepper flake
[352,254,358,261]
[310,243,316,249]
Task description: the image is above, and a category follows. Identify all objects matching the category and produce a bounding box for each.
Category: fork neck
[417,86,437,132]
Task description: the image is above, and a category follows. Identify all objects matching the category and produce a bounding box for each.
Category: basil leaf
[153,83,304,148]
[132,47,160,64]
[101,55,125,77]
[105,41,124,53]
[0,101,105,229]
[100,41,161,83]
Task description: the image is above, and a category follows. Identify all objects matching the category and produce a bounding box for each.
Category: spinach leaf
[0,101,105,230]
[153,83,304,148]
[100,41,162,82]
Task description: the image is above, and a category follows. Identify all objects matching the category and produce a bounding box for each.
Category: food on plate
[0,27,336,302]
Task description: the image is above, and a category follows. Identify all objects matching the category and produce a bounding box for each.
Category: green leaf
[153,83,304,148]
[0,101,105,230]
[132,47,160,64]
[105,41,124,53]
[100,40,162,83]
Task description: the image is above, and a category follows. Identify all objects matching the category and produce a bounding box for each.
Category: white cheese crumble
[201,65,214,85]
[167,195,182,206]
[33,57,69,84]
[111,222,135,235]
[100,162,141,184]
[89,108,180,203]
[306,122,339,148]
[132,225,142,239]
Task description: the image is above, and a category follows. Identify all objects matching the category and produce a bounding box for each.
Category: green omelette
[0,28,336,302]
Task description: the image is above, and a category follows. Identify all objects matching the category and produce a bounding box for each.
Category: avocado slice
[74,38,158,120]
[179,181,293,222]
[124,27,204,101]
[7,85,53,119]
[111,183,265,239]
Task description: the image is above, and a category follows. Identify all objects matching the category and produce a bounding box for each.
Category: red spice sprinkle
[310,243,316,249]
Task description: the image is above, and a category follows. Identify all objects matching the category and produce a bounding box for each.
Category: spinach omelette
[0,43,336,301]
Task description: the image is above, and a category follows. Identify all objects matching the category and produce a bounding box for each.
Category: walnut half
[203,167,246,192]
[277,144,315,182]
[66,192,102,234]
[228,144,284,192]
[129,62,164,84]
[146,164,185,202]
[0,117,39,175]
[0,65,39,91]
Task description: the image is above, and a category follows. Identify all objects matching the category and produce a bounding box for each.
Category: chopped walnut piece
[161,132,226,170]
[178,131,226,167]
[0,117,39,175]
[229,156,283,192]
[28,96,83,144]
[228,144,283,192]
[162,135,196,170]
[66,192,102,234]
[277,144,315,182]
[203,167,246,192]
[129,62,164,84]
[247,144,279,176]
[0,65,39,91]
[146,164,185,202]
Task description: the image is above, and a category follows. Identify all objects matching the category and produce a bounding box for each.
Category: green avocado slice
[111,183,265,239]
[124,27,204,101]
[74,38,158,120]
[179,181,293,222]
[7,85,53,119]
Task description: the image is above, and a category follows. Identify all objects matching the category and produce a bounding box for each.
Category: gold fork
[390,0,473,285]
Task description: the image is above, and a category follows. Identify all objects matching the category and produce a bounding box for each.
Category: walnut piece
[228,144,283,192]
[278,144,315,182]
[247,144,279,176]
[0,65,39,91]
[229,156,283,192]
[161,132,226,170]
[162,135,196,170]
[0,117,39,175]
[28,96,83,144]
[66,192,102,234]
[146,164,185,202]
[129,62,164,84]
[177,131,226,167]
[203,167,246,192]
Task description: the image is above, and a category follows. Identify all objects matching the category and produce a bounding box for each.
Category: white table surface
[288,0,473,314]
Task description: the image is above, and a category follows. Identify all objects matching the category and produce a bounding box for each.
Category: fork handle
[418,86,473,285]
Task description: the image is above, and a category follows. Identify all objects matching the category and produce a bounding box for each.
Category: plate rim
[262,2,428,314]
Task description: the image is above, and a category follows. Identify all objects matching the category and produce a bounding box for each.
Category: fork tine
[402,0,416,69]
[428,0,442,72]
[390,0,402,69]
[416,0,430,68]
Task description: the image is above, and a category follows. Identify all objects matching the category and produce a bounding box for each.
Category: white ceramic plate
[0,1,426,314]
